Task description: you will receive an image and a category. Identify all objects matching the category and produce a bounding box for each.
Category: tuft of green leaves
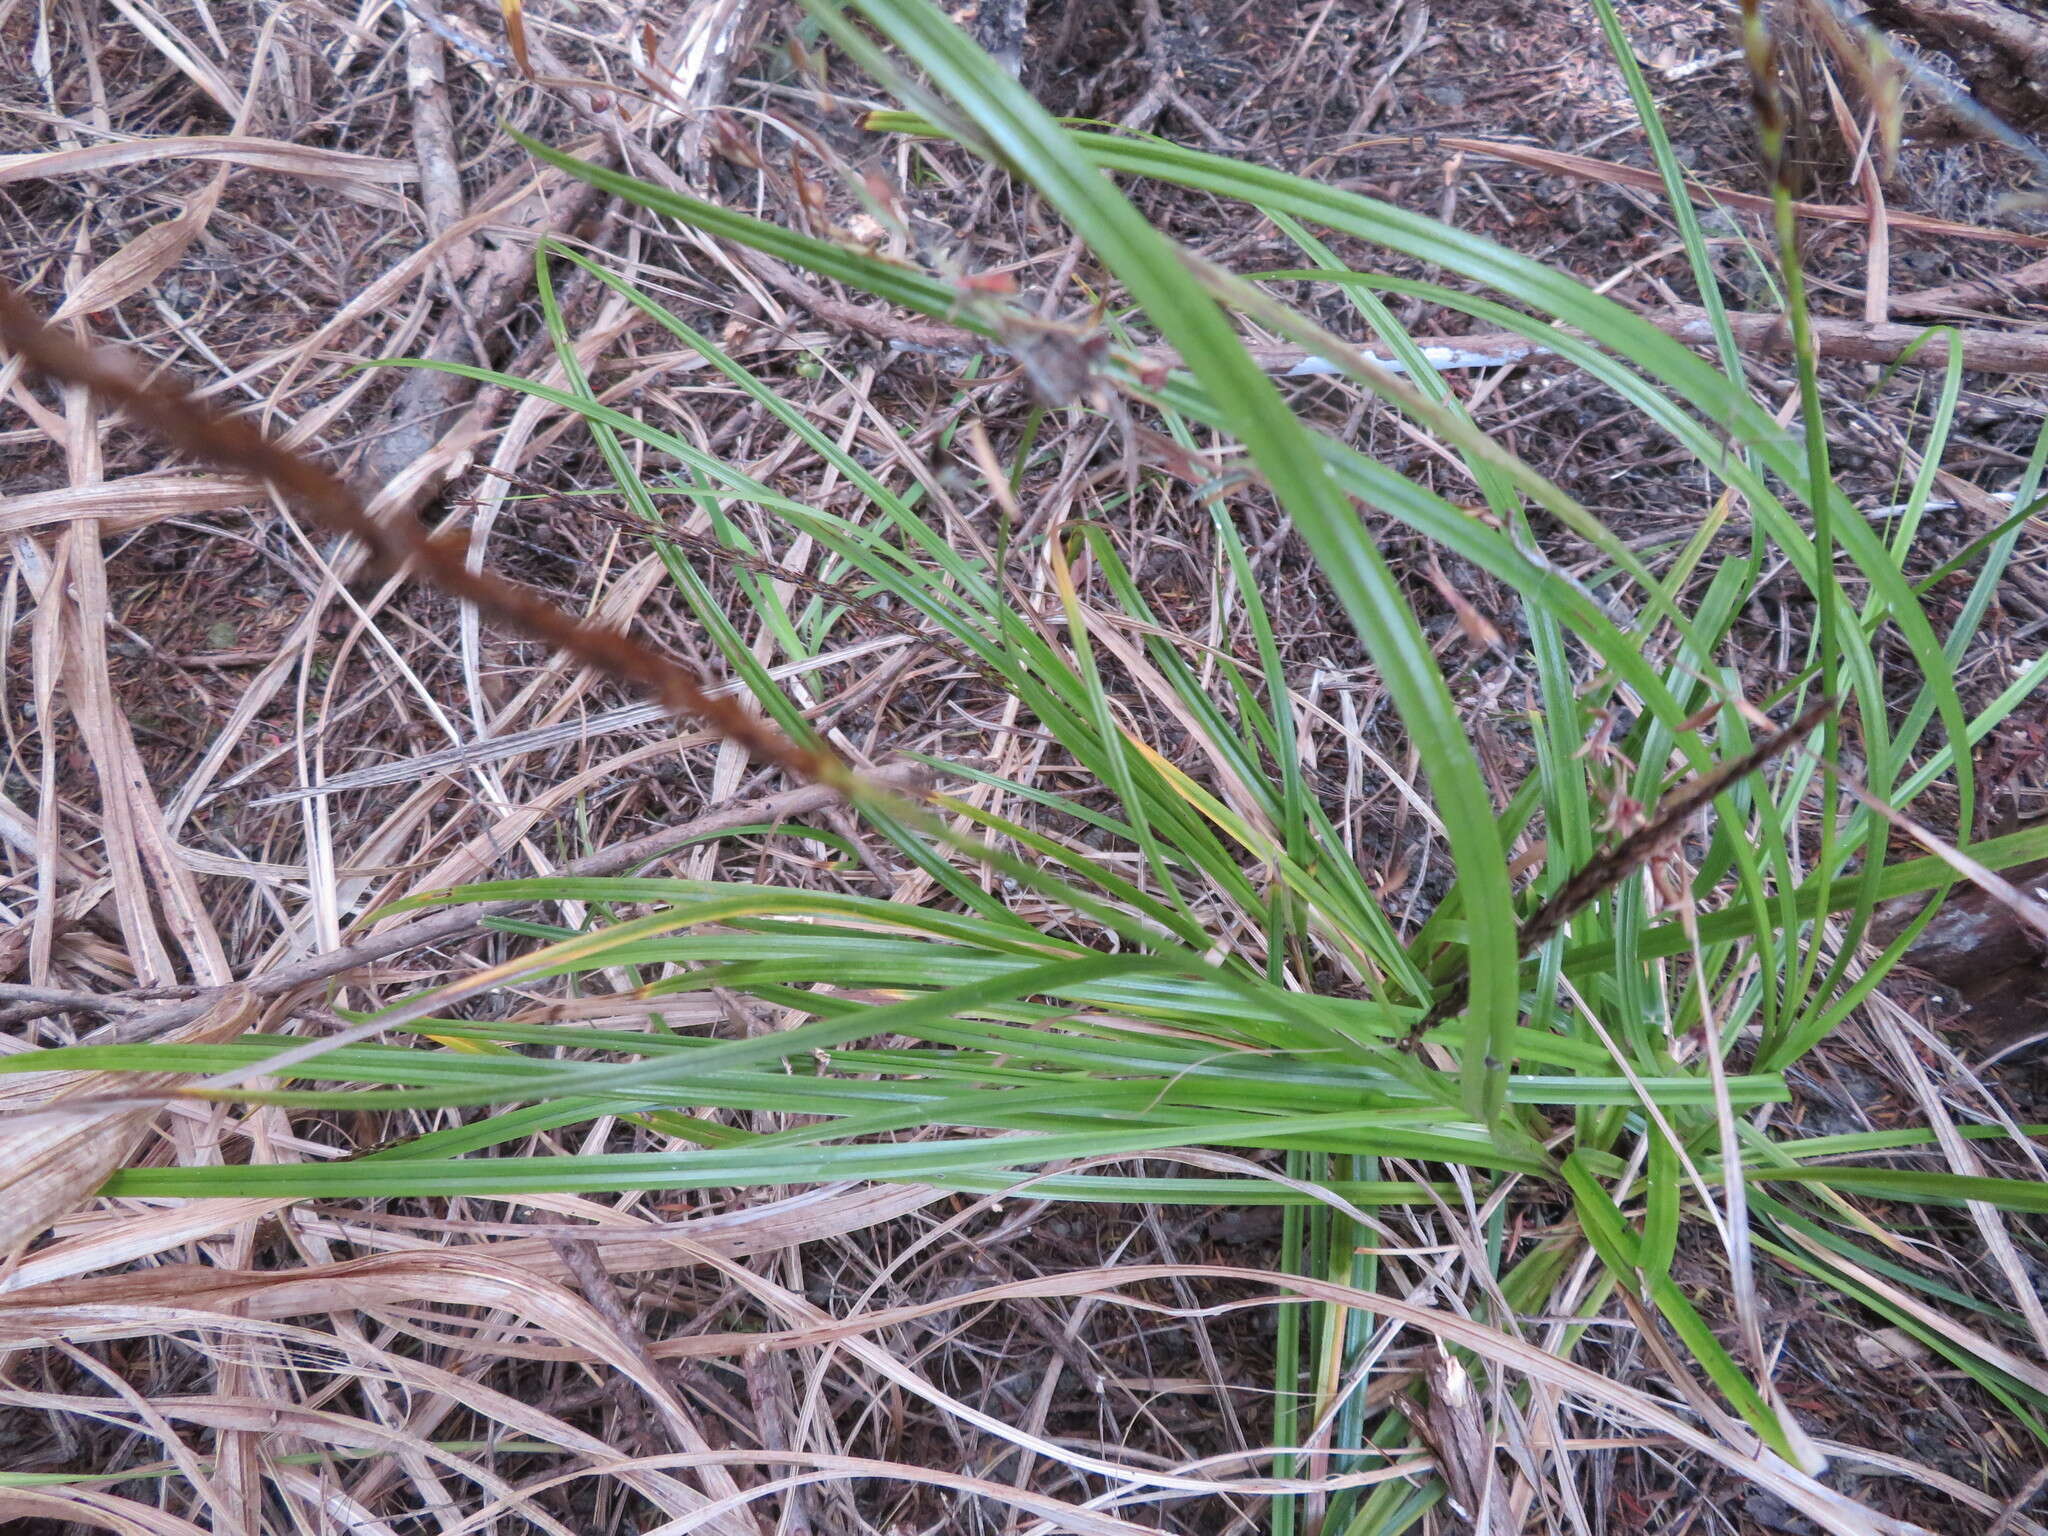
[46,0,2048,1523]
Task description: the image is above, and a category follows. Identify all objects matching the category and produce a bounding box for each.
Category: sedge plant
[16,0,2048,1528]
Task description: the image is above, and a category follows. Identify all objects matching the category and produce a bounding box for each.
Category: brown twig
[1657,304,2048,373]
[729,244,973,355]
[1373,132,2047,249]
[1891,253,2048,317]
[1127,307,2048,380]
[356,6,486,488]
[781,289,2048,386]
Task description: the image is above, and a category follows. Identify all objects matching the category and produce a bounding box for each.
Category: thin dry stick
[0,280,842,786]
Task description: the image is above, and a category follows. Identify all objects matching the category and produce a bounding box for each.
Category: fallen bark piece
[1867,0,2048,129]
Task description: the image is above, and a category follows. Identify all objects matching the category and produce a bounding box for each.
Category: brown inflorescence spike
[0,279,843,788]
[1405,696,1836,1048]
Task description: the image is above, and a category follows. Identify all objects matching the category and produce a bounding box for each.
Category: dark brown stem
[1405,699,1836,1048]
[0,280,839,786]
